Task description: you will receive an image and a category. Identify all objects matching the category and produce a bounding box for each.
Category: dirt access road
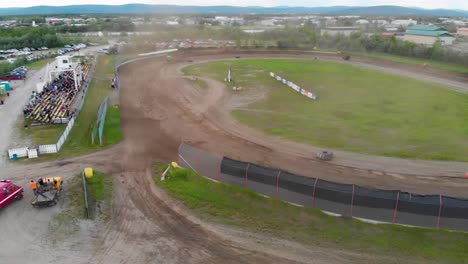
[0,49,467,264]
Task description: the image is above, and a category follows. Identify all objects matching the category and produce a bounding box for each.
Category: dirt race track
[1,49,468,264]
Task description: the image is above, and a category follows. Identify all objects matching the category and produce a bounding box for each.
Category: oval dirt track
[1,49,468,264]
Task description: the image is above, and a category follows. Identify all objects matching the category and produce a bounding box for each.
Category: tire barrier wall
[178,143,468,231]
[220,157,468,231]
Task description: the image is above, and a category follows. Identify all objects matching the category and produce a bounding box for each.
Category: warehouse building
[403,25,454,46]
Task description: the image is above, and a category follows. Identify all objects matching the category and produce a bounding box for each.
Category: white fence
[270,72,317,100]
[7,147,28,159]
[56,117,75,151]
[27,149,38,159]
[138,48,178,57]
[38,144,58,154]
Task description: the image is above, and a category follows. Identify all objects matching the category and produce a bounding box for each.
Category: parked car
[9,72,26,78]
[40,46,48,50]
[11,70,26,76]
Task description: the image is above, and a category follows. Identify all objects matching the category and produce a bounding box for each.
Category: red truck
[0,180,24,209]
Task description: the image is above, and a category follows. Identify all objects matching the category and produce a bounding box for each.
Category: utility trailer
[31,177,63,208]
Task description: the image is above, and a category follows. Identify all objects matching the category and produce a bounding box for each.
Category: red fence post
[276,171,281,198]
[350,184,355,217]
[437,194,443,229]
[312,178,319,207]
[393,192,400,224]
[245,163,250,188]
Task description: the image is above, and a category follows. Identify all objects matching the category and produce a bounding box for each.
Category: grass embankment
[56,55,122,158]
[52,171,113,236]
[353,52,468,74]
[184,59,468,161]
[23,55,123,161]
[155,166,468,264]
[27,58,52,69]
[20,119,66,145]
[86,171,113,220]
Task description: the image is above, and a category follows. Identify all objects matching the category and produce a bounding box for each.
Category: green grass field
[20,120,66,145]
[155,166,468,264]
[27,58,53,69]
[184,59,468,161]
[353,52,468,74]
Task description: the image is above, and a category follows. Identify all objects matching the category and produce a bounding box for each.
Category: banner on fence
[270,72,317,101]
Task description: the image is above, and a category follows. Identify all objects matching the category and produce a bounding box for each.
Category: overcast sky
[1,0,466,10]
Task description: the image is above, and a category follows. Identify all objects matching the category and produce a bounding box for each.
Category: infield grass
[155,165,468,264]
[183,59,468,161]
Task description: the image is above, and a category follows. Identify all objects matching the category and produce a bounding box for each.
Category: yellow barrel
[84,168,93,178]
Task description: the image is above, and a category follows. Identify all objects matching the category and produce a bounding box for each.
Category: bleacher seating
[23,64,91,123]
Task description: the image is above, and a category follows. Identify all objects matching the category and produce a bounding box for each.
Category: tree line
[0,27,64,50]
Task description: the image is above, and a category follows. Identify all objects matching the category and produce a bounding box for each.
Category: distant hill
[0,4,466,17]
[330,5,468,17]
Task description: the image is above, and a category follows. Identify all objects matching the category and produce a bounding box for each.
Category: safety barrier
[178,143,468,231]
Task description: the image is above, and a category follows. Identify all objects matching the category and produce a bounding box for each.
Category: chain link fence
[178,143,468,231]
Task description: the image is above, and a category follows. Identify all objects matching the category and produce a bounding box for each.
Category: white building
[321,27,360,36]
[391,19,418,28]
[372,20,389,25]
[355,19,369,25]
[166,21,179,26]
[260,19,276,26]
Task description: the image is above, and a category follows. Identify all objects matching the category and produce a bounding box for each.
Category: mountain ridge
[0,4,466,17]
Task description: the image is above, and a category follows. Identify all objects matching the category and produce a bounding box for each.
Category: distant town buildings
[321,27,359,36]
[355,19,369,25]
[0,20,16,27]
[457,28,468,37]
[214,16,244,26]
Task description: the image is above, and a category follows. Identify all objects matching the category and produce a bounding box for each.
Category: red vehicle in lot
[0,180,24,209]
[0,74,23,81]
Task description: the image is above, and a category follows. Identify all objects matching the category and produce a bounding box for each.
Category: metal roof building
[403,25,454,46]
